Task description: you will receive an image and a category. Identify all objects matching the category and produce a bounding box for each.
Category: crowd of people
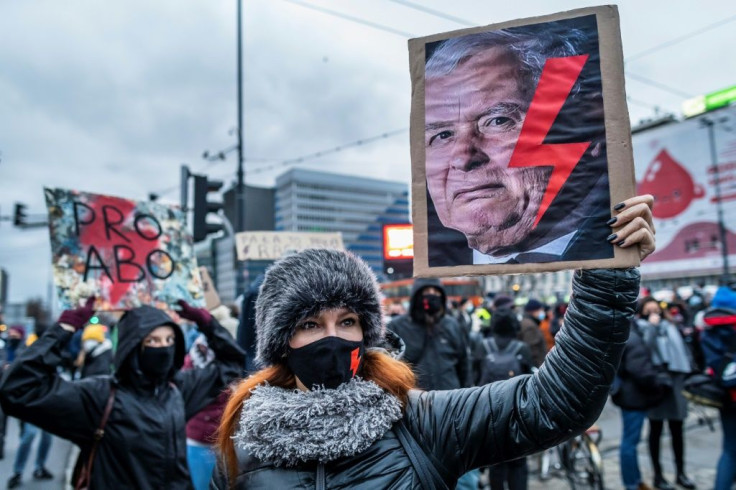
[0,194,733,489]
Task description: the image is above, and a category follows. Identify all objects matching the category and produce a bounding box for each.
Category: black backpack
[479,337,525,384]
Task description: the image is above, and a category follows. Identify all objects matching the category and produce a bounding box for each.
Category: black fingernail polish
[617,240,626,246]
[606,233,617,242]
[614,203,625,211]
[606,217,617,225]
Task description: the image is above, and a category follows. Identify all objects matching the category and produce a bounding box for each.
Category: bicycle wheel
[563,433,604,490]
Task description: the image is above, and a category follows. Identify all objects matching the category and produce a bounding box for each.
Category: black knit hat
[255,248,384,366]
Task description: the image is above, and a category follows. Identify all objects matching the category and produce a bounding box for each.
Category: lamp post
[701,116,731,284]
[235,0,245,233]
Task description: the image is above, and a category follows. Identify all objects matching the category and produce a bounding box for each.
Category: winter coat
[0,306,245,490]
[81,339,113,378]
[387,278,471,390]
[212,268,638,489]
[238,273,264,375]
[519,315,548,367]
[612,320,670,410]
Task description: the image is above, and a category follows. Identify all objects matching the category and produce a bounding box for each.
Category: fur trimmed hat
[255,248,384,366]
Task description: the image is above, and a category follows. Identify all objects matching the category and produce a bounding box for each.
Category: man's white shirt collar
[472,230,578,264]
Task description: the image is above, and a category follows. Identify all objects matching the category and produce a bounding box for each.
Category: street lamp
[700,116,731,284]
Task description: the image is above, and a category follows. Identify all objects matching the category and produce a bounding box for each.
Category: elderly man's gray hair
[425,26,588,102]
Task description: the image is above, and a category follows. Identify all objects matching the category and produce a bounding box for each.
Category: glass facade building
[275,168,409,279]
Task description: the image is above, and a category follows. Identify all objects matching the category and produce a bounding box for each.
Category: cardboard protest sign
[235,231,344,261]
[409,5,638,277]
[45,188,204,310]
[199,266,221,310]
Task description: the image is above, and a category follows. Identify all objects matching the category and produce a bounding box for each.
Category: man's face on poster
[425,47,550,254]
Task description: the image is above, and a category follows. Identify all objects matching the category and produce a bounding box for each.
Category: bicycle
[539,425,605,490]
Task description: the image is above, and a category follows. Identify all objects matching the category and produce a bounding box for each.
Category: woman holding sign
[211,196,655,489]
[0,300,245,489]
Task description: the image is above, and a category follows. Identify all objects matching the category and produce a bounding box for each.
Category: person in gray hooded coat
[213,195,656,489]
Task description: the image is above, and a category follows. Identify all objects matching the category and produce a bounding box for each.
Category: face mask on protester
[138,344,176,380]
[287,336,364,390]
[421,294,444,316]
[464,304,474,313]
[537,311,546,321]
[8,338,22,350]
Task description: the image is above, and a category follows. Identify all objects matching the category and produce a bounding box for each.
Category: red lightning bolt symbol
[508,54,591,227]
[349,348,361,377]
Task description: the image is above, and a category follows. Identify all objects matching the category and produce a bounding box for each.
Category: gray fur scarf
[233,378,402,467]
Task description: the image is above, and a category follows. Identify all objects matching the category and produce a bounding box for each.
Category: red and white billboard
[633,106,736,279]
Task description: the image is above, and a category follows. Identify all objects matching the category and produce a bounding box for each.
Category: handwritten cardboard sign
[409,5,638,277]
[235,231,344,261]
[45,187,204,310]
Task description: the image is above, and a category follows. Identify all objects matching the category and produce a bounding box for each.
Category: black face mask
[421,294,444,316]
[8,338,22,350]
[287,336,364,390]
[138,345,176,380]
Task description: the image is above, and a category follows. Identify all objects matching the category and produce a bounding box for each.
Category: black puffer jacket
[388,278,471,390]
[0,306,245,489]
[212,268,638,489]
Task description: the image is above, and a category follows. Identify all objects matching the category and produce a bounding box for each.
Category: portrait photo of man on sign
[421,13,620,268]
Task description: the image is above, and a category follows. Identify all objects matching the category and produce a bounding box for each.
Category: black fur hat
[255,248,384,366]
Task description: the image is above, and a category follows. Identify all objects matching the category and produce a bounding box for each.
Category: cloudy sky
[1,0,734,305]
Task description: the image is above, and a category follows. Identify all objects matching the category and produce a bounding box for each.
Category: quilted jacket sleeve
[404,268,639,481]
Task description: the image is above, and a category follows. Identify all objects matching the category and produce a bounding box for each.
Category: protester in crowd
[611,316,673,490]
[211,195,656,488]
[0,326,25,461]
[0,299,245,489]
[637,297,696,490]
[388,278,472,391]
[519,299,548,368]
[388,277,477,490]
[549,302,568,339]
[479,310,533,490]
[539,305,555,353]
[700,285,736,490]
[4,325,55,488]
[184,304,238,490]
[238,273,265,375]
[75,323,113,378]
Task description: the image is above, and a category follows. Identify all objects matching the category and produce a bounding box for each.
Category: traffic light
[13,203,27,227]
[192,175,224,242]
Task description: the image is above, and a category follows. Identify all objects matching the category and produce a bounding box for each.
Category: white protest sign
[235,232,345,261]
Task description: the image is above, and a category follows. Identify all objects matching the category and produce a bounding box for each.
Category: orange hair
[216,350,416,483]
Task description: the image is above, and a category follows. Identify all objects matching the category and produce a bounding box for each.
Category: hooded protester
[211,194,657,490]
[0,299,245,489]
[388,278,471,391]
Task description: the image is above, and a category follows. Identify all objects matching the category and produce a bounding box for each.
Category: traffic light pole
[235,0,246,233]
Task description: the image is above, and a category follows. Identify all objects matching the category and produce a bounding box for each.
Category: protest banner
[45,187,204,310]
[633,105,736,279]
[409,5,638,277]
[235,231,344,261]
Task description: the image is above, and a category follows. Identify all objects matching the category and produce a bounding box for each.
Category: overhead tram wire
[387,0,475,27]
[150,128,408,197]
[624,72,694,99]
[282,0,414,37]
[236,128,409,176]
[625,13,736,63]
